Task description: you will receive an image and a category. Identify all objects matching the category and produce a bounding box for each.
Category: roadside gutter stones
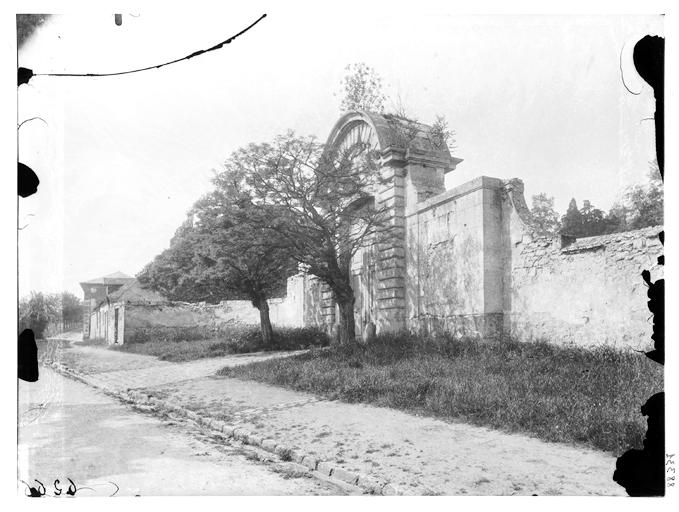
[47,360,401,496]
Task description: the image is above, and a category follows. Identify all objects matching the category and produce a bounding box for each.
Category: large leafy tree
[213,132,386,344]
[579,200,609,237]
[561,198,608,238]
[530,193,561,236]
[190,191,296,344]
[558,163,662,238]
[137,219,215,302]
[601,161,663,235]
[138,193,295,344]
[621,163,663,230]
[60,291,82,325]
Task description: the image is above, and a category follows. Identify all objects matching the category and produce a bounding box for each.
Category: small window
[90,287,97,293]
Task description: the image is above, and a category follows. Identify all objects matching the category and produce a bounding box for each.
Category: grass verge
[218,332,662,454]
[110,326,329,362]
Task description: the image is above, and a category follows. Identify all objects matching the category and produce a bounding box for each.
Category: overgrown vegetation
[136,62,457,346]
[19,291,82,339]
[219,332,662,454]
[337,62,387,113]
[111,326,329,362]
[531,161,663,237]
[137,191,296,345]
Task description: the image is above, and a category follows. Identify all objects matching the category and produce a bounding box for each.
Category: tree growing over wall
[530,193,561,236]
[213,132,386,344]
[337,63,457,152]
[559,162,663,238]
[579,200,609,236]
[561,198,609,238]
[189,191,296,344]
[620,162,663,230]
[137,219,214,302]
[561,198,584,236]
[137,195,295,345]
[337,63,387,113]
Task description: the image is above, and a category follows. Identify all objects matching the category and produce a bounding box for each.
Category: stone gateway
[287,111,662,349]
[81,111,663,350]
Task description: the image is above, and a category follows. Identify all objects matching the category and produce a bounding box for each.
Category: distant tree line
[19,291,82,339]
[530,163,663,238]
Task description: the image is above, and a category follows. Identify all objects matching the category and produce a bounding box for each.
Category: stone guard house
[86,279,168,344]
[80,271,135,340]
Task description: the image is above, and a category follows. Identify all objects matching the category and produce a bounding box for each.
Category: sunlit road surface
[18,367,342,496]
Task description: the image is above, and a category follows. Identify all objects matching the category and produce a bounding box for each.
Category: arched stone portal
[282,112,661,346]
[323,111,462,335]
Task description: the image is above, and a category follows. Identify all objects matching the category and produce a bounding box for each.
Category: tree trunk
[336,298,356,344]
[258,300,274,346]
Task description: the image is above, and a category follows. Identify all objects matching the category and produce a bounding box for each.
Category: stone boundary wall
[404,176,504,339]
[508,225,663,349]
[123,300,259,343]
[120,275,310,344]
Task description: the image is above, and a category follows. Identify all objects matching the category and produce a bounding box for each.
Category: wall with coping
[111,274,314,344]
[404,176,504,339]
[506,224,663,349]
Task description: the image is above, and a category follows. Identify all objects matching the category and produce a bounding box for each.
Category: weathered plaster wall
[89,302,124,344]
[507,225,664,349]
[404,176,504,338]
[268,273,306,327]
[116,275,314,344]
[122,302,245,343]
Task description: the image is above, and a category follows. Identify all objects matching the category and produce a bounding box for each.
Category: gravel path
[41,337,625,496]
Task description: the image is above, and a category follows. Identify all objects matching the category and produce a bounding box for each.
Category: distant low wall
[508,225,663,349]
[122,300,258,343]
[120,275,311,344]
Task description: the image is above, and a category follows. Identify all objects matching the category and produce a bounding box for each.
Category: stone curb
[45,360,402,496]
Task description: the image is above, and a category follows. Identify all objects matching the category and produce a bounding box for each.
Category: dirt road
[18,367,344,496]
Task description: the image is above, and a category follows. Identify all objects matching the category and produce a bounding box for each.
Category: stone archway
[323,111,461,335]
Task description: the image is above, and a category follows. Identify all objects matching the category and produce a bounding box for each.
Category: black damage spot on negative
[642,264,664,365]
[18,67,33,86]
[633,35,664,178]
[613,392,665,496]
[18,329,39,382]
[614,34,664,496]
[18,162,40,198]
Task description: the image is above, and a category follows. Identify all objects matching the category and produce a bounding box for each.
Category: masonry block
[262,439,277,452]
[316,461,334,477]
[377,288,406,300]
[377,277,405,290]
[301,456,318,470]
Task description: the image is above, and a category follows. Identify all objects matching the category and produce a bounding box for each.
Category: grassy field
[219,332,663,454]
[110,326,329,362]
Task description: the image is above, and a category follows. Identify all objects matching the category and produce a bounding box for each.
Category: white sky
[15,5,663,297]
